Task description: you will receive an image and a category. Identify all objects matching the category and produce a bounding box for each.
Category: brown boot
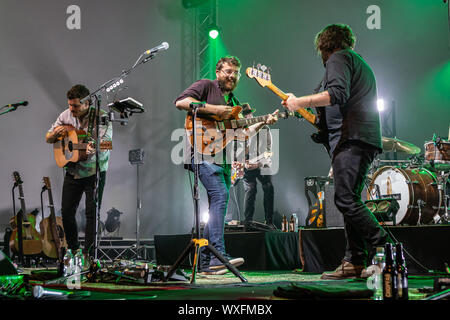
[320,261,365,280]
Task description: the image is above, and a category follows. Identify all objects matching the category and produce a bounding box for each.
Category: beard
[218,77,237,92]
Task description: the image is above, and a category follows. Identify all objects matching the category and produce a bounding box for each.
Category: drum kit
[367,136,450,226]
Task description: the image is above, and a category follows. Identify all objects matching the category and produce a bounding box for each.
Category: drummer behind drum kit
[367,135,450,226]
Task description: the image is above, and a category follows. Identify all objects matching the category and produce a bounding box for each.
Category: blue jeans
[192,160,231,268]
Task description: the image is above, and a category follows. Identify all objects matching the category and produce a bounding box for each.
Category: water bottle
[62,249,73,277]
[371,246,385,300]
[292,214,298,232]
[74,249,84,274]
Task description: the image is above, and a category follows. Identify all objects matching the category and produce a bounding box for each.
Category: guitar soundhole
[68,141,73,152]
[57,225,65,238]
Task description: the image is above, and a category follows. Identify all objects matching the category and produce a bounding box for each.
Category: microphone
[7,101,28,108]
[33,286,69,299]
[145,42,169,55]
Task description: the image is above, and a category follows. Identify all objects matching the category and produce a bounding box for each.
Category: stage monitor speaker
[0,250,18,275]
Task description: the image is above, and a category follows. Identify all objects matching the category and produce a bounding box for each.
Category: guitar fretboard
[217,110,296,130]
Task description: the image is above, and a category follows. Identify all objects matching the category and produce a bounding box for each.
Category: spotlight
[105,207,123,233]
[201,211,209,224]
[208,25,220,39]
[377,99,385,112]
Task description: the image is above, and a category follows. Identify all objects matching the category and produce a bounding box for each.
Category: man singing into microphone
[174,56,278,275]
[46,84,112,259]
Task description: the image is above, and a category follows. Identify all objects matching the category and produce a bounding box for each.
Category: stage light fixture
[208,26,220,39]
[377,98,385,112]
[201,211,210,223]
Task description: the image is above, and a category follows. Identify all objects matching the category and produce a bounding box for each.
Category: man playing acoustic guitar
[46,84,112,258]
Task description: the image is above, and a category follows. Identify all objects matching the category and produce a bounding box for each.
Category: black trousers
[332,141,387,266]
[61,171,106,256]
[243,168,274,223]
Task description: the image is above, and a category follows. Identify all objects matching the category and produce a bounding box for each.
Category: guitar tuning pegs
[256,63,261,69]
[260,65,267,72]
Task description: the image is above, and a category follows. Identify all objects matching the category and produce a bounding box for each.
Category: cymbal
[382,137,421,154]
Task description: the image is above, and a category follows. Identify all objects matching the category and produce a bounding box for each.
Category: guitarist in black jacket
[282,24,388,279]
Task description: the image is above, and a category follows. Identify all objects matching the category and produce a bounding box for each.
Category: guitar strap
[85,106,97,142]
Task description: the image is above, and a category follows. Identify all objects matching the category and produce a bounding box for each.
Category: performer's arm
[235,110,279,141]
[175,97,234,120]
[282,91,331,111]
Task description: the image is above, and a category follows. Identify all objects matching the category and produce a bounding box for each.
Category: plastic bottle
[74,249,84,273]
[289,214,298,232]
[62,249,73,277]
[371,246,385,300]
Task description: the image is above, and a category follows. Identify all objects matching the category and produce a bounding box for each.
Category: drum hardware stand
[163,102,247,284]
[436,171,450,224]
[417,199,425,226]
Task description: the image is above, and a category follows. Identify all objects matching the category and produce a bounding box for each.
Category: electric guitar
[53,125,112,168]
[40,177,67,260]
[9,171,43,256]
[246,64,330,151]
[231,151,273,185]
[185,109,300,156]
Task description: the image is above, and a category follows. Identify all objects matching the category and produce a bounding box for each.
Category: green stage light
[209,28,219,39]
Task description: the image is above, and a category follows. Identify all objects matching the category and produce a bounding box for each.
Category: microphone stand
[80,51,158,261]
[0,105,19,116]
[164,103,247,284]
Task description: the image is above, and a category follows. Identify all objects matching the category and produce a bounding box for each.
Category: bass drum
[368,166,441,225]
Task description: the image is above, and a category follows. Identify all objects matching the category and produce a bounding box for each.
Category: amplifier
[305,176,368,228]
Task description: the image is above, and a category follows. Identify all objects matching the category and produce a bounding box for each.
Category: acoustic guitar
[185,109,300,156]
[53,125,112,168]
[40,177,67,260]
[9,171,43,256]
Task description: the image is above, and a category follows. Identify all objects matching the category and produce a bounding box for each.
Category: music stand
[164,103,247,284]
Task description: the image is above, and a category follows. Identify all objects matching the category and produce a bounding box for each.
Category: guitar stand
[163,103,247,284]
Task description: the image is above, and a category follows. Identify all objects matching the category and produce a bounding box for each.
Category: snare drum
[424,140,450,171]
[368,166,442,225]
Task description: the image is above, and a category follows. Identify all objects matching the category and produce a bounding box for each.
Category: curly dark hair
[67,84,90,101]
[215,55,241,71]
[314,24,356,55]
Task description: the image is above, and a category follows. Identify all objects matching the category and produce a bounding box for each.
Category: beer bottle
[395,243,409,300]
[282,215,288,232]
[382,242,397,300]
[289,215,295,232]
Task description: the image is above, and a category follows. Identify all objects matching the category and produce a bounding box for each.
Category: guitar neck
[17,187,29,223]
[47,190,56,218]
[266,83,317,127]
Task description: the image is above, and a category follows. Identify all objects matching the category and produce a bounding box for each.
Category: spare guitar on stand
[9,171,43,266]
[40,177,67,275]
